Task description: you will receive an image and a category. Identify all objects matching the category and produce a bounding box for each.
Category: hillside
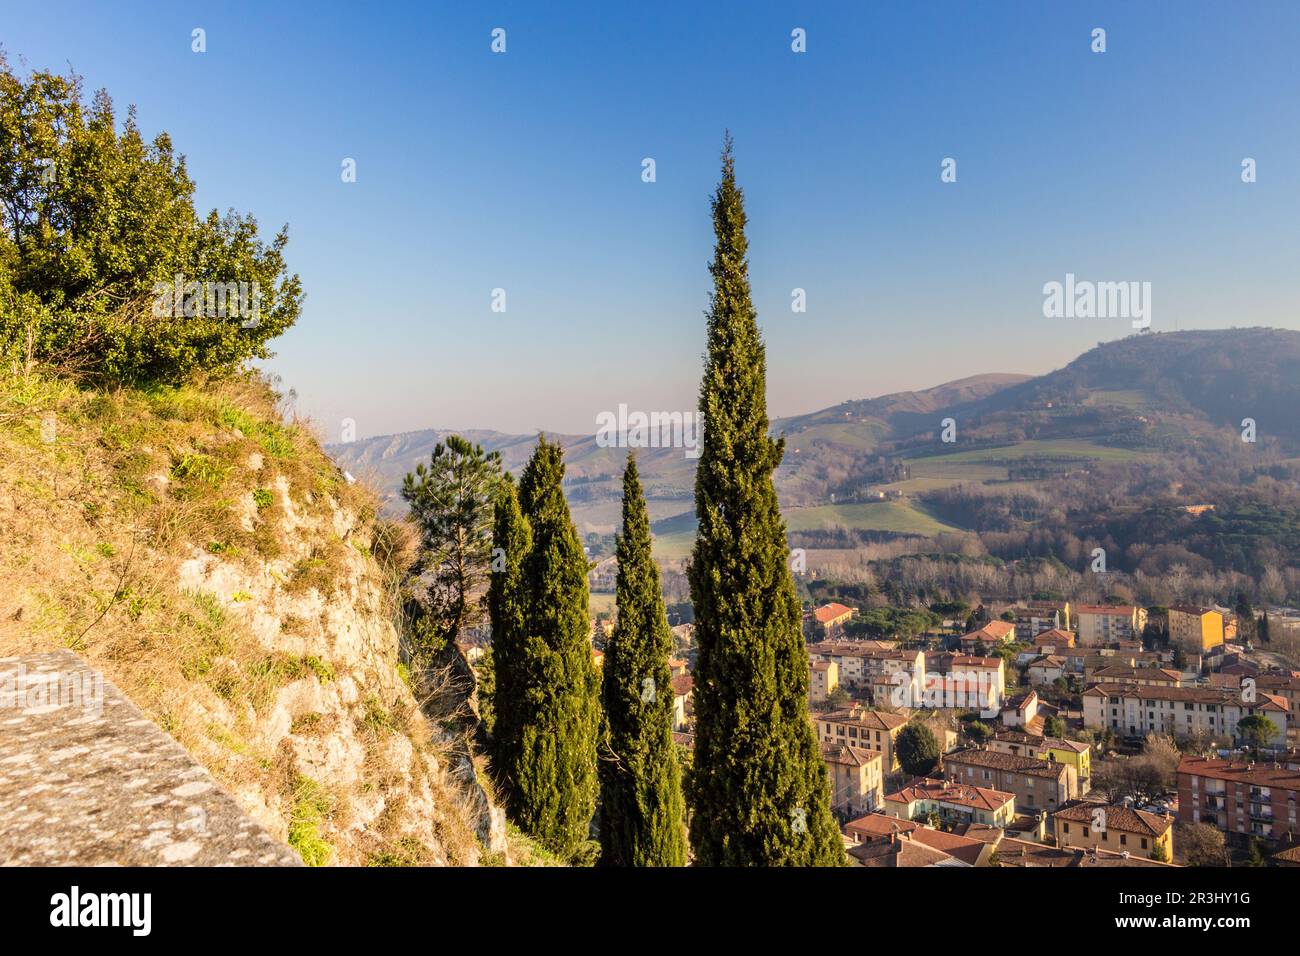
[329,329,1300,584]
[0,369,554,867]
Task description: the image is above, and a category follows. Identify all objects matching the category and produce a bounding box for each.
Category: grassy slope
[0,369,550,866]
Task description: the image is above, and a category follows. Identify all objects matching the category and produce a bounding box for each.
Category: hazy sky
[5,1,1299,438]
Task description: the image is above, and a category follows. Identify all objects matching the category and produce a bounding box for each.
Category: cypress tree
[503,435,601,859]
[488,473,531,786]
[599,455,688,866]
[687,135,843,865]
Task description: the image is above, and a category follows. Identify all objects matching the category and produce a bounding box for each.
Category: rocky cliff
[0,370,527,866]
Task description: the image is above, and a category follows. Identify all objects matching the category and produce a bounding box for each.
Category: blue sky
[5,1,1298,437]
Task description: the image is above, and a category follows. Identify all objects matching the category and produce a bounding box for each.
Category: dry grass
[0,364,541,866]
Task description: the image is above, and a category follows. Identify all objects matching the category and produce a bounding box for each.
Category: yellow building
[1053,804,1173,861]
[1167,605,1224,654]
[809,660,839,704]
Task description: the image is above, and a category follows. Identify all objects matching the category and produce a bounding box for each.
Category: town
[572,592,1300,867]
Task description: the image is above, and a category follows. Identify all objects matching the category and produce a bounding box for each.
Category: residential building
[821,744,884,818]
[809,660,839,704]
[1168,605,1225,655]
[1001,690,1040,729]
[1178,755,1300,843]
[1017,628,1075,665]
[960,619,1017,654]
[1053,803,1174,860]
[813,602,855,638]
[1027,655,1067,686]
[847,831,974,867]
[815,707,909,770]
[1082,683,1289,743]
[883,777,1016,829]
[1012,601,1070,641]
[1255,673,1300,722]
[990,731,1091,788]
[1075,604,1147,646]
[1088,664,1181,688]
[994,837,1175,867]
[932,653,1006,711]
[944,748,1079,811]
[844,812,919,846]
[807,642,919,699]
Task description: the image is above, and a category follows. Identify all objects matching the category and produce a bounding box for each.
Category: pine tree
[499,436,601,859]
[687,136,843,866]
[599,455,688,866]
[488,474,531,787]
[400,435,503,662]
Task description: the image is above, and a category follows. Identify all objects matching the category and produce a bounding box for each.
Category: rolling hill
[327,328,1300,567]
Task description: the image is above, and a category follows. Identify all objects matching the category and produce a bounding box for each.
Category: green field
[906,438,1143,466]
[783,499,962,535]
[784,421,881,451]
[588,592,616,616]
[1084,389,1153,409]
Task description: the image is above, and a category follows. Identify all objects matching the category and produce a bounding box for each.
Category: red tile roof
[814,602,855,624]
[885,777,1014,812]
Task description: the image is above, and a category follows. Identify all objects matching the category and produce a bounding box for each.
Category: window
[1141,838,1148,850]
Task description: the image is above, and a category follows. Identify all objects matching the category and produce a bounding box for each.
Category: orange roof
[885,777,1014,812]
[814,602,855,624]
[966,620,1016,640]
[1054,803,1172,837]
[844,814,919,841]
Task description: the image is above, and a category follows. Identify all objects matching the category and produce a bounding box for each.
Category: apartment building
[814,707,909,770]
[1168,605,1225,655]
[1083,683,1289,743]
[1256,673,1300,723]
[1178,755,1300,843]
[1088,664,1182,688]
[809,660,839,704]
[989,730,1091,787]
[1075,604,1147,646]
[821,743,884,818]
[1012,601,1070,641]
[807,642,921,698]
[943,748,1078,812]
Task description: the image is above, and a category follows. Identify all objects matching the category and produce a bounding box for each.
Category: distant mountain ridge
[327,328,1300,545]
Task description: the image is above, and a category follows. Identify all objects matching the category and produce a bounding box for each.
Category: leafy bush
[1,54,302,383]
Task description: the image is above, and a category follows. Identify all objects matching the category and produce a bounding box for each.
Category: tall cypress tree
[599,455,688,866]
[687,136,843,866]
[498,435,600,859]
[488,473,531,786]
